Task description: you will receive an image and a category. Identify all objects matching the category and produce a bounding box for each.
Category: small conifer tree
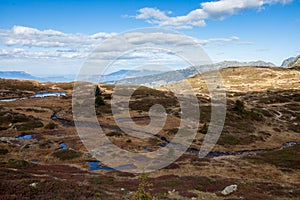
[95,85,105,106]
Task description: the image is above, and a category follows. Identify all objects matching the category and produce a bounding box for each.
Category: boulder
[221,184,238,195]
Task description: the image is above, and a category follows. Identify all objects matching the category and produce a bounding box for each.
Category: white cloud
[12,25,64,36]
[0,26,241,60]
[198,36,240,46]
[237,41,255,45]
[0,25,116,48]
[134,0,293,29]
[0,25,118,61]
[0,48,85,59]
[0,26,243,76]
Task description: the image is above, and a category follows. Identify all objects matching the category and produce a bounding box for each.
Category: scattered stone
[30,182,38,188]
[221,184,238,195]
[168,189,176,195]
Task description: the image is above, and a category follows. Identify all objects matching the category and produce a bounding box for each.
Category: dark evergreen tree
[95,85,105,106]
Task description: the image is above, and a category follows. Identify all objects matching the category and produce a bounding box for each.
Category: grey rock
[221,184,238,195]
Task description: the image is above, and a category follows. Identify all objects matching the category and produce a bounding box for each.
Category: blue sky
[0,0,299,76]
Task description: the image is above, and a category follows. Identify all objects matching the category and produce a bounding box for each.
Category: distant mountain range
[0,71,37,80]
[0,71,75,82]
[108,60,275,87]
[0,60,279,85]
[0,69,163,83]
[99,69,164,82]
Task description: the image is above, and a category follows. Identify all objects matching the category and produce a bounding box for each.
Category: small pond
[17,134,33,140]
[32,92,66,98]
[57,142,68,150]
[87,161,135,171]
[0,98,20,102]
[0,91,66,102]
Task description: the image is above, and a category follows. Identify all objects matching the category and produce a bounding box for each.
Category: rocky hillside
[281,55,300,69]
[0,66,300,199]
[170,66,300,93]
[110,60,275,87]
[290,56,300,69]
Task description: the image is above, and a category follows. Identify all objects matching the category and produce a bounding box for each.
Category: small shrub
[0,148,9,155]
[106,131,123,137]
[94,192,101,200]
[89,179,102,185]
[199,123,208,134]
[167,128,178,136]
[126,139,132,143]
[240,135,263,145]
[44,122,58,129]
[11,114,30,123]
[106,177,114,183]
[289,125,300,133]
[246,144,300,169]
[163,179,180,187]
[148,137,160,146]
[95,85,105,107]
[39,140,53,149]
[15,120,44,131]
[233,100,245,113]
[95,95,105,106]
[52,149,82,161]
[130,174,158,200]
[6,159,36,168]
[246,110,263,121]
[217,134,241,145]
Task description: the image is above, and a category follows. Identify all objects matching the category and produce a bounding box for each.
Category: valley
[0,66,300,199]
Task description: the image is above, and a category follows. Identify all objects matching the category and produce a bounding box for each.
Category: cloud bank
[135,0,293,29]
[0,26,242,60]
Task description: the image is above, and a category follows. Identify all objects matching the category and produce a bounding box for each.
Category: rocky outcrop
[291,57,300,69]
[281,55,300,69]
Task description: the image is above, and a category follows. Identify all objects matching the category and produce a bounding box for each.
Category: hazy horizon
[0,0,299,76]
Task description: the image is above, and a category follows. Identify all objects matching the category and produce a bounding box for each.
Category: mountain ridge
[109,60,276,87]
[0,71,38,80]
[0,60,277,84]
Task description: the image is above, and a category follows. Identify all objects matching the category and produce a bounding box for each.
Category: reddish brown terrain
[0,66,300,200]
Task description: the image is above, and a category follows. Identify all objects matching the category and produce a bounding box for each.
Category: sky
[0,0,299,77]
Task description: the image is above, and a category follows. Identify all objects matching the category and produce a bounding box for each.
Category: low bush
[130,174,158,200]
[246,144,300,169]
[52,149,82,161]
[106,131,123,137]
[217,134,241,145]
[15,120,44,131]
[0,148,9,155]
[44,122,58,130]
[39,140,53,149]
[6,159,36,168]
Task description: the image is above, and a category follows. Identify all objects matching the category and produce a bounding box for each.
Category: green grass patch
[89,179,102,185]
[39,140,53,149]
[163,179,180,187]
[52,149,82,161]
[44,122,58,130]
[6,159,36,168]
[15,120,44,131]
[246,144,300,169]
[288,125,300,133]
[217,134,241,145]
